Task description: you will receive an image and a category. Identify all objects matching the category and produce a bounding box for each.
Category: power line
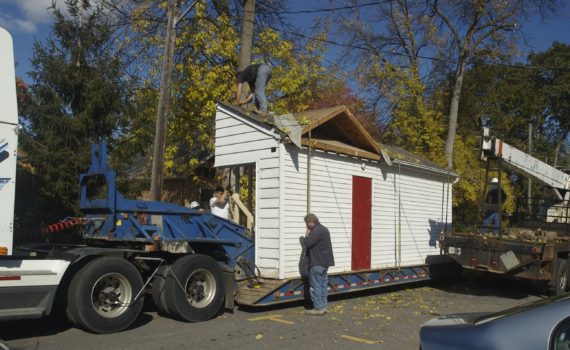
[253,2,570,71]
[242,15,570,72]
[259,1,392,15]
[231,13,446,63]
[271,24,446,62]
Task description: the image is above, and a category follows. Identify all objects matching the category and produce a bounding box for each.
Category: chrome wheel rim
[91,273,132,318]
[184,268,216,309]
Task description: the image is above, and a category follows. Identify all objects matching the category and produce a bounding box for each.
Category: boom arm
[480,126,570,201]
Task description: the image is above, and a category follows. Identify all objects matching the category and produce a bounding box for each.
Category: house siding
[281,146,452,279]
[214,106,282,278]
[372,166,452,269]
[254,155,282,278]
[214,108,280,167]
[214,104,453,280]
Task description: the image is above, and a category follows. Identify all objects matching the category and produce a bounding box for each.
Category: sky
[1,0,570,80]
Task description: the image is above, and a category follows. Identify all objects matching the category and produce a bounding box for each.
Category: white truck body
[0,27,19,255]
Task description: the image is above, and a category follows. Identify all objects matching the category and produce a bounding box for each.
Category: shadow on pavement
[0,316,73,341]
[430,271,545,299]
[1,299,156,341]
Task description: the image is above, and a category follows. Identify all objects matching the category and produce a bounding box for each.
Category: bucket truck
[442,125,570,295]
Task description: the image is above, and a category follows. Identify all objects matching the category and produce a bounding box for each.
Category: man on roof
[236,63,272,115]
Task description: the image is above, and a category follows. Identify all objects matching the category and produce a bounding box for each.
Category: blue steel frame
[78,143,254,268]
[252,265,430,306]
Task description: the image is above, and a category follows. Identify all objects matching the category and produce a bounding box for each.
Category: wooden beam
[301,139,381,161]
[300,106,346,134]
[231,193,254,230]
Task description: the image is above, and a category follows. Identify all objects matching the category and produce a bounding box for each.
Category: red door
[352,176,372,270]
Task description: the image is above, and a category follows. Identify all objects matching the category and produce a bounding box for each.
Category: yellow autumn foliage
[128,2,330,177]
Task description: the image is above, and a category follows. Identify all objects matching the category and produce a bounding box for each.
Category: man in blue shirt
[303,213,335,315]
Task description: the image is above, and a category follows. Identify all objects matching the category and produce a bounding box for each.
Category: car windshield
[475,294,570,325]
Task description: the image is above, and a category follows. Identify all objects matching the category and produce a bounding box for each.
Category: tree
[238,0,256,72]
[331,1,446,161]
[432,47,570,227]
[456,60,545,147]
[529,42,570,167]
[16,0,133,231]
[126,2,332,178]
[427,0,560,169]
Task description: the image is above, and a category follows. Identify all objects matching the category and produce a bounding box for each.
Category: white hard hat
[491,177,499,183]
[190,201,200,209]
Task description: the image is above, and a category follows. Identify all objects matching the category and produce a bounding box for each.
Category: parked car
[419,294,570,350]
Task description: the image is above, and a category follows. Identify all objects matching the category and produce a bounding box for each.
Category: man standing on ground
[210,185,230,219]
[236,63,272,114]
[303,213,334,315]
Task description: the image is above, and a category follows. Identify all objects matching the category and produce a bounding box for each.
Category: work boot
[304,308,327,316]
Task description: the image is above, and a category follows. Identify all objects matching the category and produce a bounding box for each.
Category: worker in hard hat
[482,177,507,233]
[184,200,205,212]
[190,201,205,212]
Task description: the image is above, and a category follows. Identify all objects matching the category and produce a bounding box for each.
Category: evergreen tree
[16,0,133,233]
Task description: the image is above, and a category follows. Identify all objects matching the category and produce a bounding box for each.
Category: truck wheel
[151,265,171,315]
[547,258,568,295]
[164,254,224,322]
[67,256,144,333]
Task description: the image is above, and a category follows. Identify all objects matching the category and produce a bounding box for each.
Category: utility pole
[226,0,255,192]
[528,123,532,214]
[238,0,255,75]
[150,0,178,201]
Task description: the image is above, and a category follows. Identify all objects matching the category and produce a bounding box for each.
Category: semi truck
[441,124,570,295]
[1,26,451,338]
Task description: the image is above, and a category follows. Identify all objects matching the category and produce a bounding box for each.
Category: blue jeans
[309,265,328,310]
[254,64,272,112]
[483,211,500,231]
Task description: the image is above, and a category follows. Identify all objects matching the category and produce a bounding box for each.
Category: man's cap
[491,177,499,183]
[190,201,200,209]
[215,186,224,193]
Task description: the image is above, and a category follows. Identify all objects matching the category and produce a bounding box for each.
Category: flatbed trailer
[236,265,430,306]
[442,225,570,295]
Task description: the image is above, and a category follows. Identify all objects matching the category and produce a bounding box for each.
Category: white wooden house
[215,102,457,280]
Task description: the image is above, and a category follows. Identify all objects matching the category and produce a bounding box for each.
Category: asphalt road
[1,274,543,350]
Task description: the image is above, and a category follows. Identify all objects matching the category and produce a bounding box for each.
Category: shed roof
[218,102,382,161]
[381,144,458,177]
[217,102,457,177]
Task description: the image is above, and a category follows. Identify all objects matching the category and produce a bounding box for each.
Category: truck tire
[164,254,224,322]
[66,256,144,333]
[547,258,568,296]
[151,265,171,315]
